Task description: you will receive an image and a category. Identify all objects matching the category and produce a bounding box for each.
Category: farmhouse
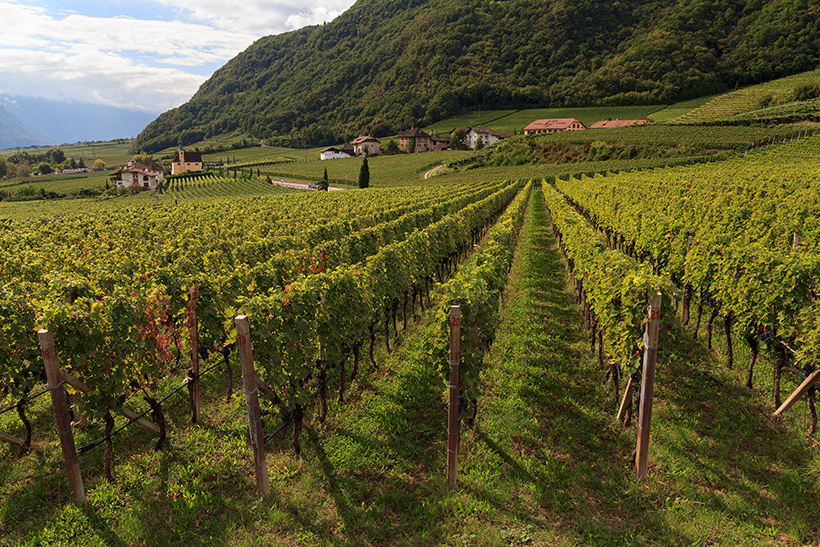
[465,127,513,149]
[399,127,451,153]
[523,118,586,135]
[350,135,381,156]
[589,119,650,129]
[170,149,203,175]
[110,160,164,191]
[320,147,353,160]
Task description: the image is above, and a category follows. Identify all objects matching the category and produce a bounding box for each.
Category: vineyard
[2,132,820,543]
[674,68,820,124]
[162,172,293,198]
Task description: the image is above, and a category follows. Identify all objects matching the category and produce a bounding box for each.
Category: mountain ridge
[0,103,50,149]
[135,0,820,152]
[2,96,156,148]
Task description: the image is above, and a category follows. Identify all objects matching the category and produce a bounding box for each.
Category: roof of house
[351,135,380,145]
[399,127,430,139]
[524,118,585,131]
[112,160,162,177]
[589,119,649,129]
[341,143,356,153]
[467,127,513,138]
[172,150,203,163]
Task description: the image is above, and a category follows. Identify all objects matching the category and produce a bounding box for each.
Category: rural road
[270,178,346,191]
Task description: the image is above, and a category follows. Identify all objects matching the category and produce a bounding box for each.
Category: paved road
[270,179,346,191]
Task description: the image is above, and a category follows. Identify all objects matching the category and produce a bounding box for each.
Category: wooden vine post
[447,305,461,489]
[773,369,820,417]
[188,287,201,424]
[636,293,662,482]
[235,315,270,497]
[38,329,86,505]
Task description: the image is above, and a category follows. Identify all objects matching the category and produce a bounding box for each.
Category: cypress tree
[358,158,370,188]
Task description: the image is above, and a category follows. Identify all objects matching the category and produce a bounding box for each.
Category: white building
[110,160,164,191]
[465,127,513,149]
[320,147,353,160]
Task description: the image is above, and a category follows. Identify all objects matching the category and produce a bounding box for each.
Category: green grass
[0,140,134,167]
[425,106,668,135]
[1,185,816,545]
[259,150,477,187]
[0,171,111,196]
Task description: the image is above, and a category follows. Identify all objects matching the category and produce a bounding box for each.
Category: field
[1,88,820,546]
[423,106,668,135]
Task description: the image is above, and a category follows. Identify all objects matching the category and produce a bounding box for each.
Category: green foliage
[383,138,399,154]
[555,134,820,368]
[449,128,467,150]
[135,0,820,151]
[358,157,370,188]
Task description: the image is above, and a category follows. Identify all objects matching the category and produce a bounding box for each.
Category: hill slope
[136,0,820,151]
[0,104,49,149]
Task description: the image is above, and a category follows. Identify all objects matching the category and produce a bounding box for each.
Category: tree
[319,167,329,191]
[131,153,152,165]
[358,157,370,188]
[405,137,416,154]
[450,129,468,150]
[0,158,6,179]
[92,159,106,170]
[384,139,399,154]
[37,163,53,175]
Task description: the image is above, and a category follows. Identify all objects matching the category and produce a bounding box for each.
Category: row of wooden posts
[28,288,820,504]
[28,294,673,503]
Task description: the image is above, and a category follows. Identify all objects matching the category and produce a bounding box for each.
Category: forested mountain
[136,0,820,151]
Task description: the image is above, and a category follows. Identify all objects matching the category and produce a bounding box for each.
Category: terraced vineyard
[163,172,292,198]
[674,68,820,124]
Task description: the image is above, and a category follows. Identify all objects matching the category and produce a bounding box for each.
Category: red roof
[399,127,430,139]
[350,135,379,144]
[589,119,649,129]
[172,150,203,164]
[524,118,586,132]
[112,161,162,177]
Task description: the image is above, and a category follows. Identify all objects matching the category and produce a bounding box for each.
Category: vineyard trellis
[1,179,533,501]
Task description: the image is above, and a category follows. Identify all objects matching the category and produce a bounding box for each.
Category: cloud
[154,0,355,33]
[0,1,290,112]
[0,0,357,113]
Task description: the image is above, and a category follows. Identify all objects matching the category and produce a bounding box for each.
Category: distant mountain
[2,96,156,146]
[0,103,50,149]
[136,0,820,152]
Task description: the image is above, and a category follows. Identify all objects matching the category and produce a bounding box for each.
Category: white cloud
[0,0,357,113]
[153,0,355,33]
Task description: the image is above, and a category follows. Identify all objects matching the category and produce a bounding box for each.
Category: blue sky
[0,0,356,113]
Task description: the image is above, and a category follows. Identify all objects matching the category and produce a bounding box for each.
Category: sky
[0,0,357,114]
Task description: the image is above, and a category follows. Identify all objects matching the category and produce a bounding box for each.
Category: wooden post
[636,293,662,482]
[793,232,802,251]
[774,369,820,417]
[189,287,201,424]
[616,374,634,423]
[235,315,270,497]
[447,305,461,489]
[38,329,85,505]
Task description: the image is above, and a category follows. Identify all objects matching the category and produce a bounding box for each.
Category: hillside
[137,0,820,151]
[0,104,49,149]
